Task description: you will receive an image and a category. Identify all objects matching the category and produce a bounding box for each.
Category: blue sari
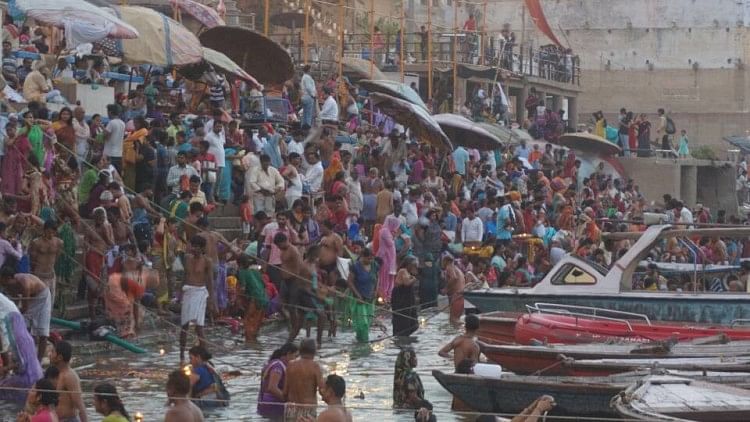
[217,147,236,202]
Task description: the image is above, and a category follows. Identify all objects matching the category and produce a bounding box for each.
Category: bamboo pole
[452,0,458,112]
[264,0,270,36]
[482,0,487,66]
[338,0,345,89]
[369,0,375,79]
[427,0,432,101]
[303,0,310,64]
[400,0,405,83]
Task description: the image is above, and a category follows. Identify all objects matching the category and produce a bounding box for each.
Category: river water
[63,309,459,421]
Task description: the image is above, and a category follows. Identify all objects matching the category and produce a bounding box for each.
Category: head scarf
[393,347,424,408]
[384,215,401,234]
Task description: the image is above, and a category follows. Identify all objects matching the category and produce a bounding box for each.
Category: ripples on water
[61,310,460,421]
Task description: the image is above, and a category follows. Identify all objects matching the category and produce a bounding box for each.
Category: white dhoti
[25,288,51,337]
[181,285,208,327]
[33,271,56,307]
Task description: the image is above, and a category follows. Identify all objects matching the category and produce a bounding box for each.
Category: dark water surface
[73,309,461,421]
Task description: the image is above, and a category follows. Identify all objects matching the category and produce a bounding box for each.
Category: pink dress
[376,216,400,301]
[31,407,55,422]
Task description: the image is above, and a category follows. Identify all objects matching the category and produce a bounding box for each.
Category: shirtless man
[51,340,88,422]
[442,254,466,325]
[438,314,481,369]
[308,374,352,422]
[83,207,114,319]
[0,266,51,360]
[28,220,62,306]
[179,235,214,364]
[110,182,132,222]
[276,232,307,341]
[164,369,204,422]
[318,221,343,275]
[109,207,135,247]
[181,202,204,244]
[197,217,230,318]
[301,246,327,345]
[284,338,324,421]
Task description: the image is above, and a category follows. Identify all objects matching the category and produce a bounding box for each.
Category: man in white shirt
[305,151,324,193]
[249,154,285,214]
[72,106,90,167]
[205,120,226,201]
[461,207,484,243]
[300,65,317,128]
[286,130,305,157]
[103,104,125,172]
[166,151,200,195]
[401,189,420,228]
[319,87,339,125]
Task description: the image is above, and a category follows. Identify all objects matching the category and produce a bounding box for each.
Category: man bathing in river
[438,314,481,369]
[302,374,352,422]
[51,340,88,422]
[179,235,215,364]
[28,220,62,306]
[284,338,324,421]
[0,266,51,361]
[165,369,204,422]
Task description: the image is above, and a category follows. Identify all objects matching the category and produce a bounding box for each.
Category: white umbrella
[15,0,139,45]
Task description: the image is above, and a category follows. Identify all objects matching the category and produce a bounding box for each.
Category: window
[551,264,597,285]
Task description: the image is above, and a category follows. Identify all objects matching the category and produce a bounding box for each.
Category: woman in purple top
[257,342,298,419]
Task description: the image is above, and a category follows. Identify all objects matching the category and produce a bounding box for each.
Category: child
[678,129,689,158]
[240,195,253,240]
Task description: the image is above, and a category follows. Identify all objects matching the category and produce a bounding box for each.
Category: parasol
[102,6,203,66]
[170,0,225,29]
[15,0,138,41]
[179,47,260,86]
[357,79,427,111]
[558,132,621,156]
[475,122,523,146]
[370,92,452,151]
[339,57,386,81]
[433,114,503,151]
[200,26,294,85]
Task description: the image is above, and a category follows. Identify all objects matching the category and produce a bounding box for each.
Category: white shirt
[305,162,324,192]
[73,118,89,146]
[104,118,126,157]
[402,200,419,227]
[679,207,694,225]
[287,140,305,156]
[320,95,338,121]
[205,130,226,166]
[301,73,316,98]
[249,166,285,194]
[461,217,484,243]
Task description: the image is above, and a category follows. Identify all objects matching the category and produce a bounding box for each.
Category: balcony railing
[267,31,581,85]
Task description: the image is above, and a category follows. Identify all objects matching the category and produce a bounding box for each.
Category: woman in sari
[392,256,419,337]
[51,107,75,158]
[0,121,28,196]
[347,248,378,342]
[393,347,426,409]
[257,343,298,419]
[323,156,343,193]
[122,116,149,191]
[376,215,400,302]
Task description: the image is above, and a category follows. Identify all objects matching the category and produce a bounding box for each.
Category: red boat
[512,303,750,345]
[477,311,522,345]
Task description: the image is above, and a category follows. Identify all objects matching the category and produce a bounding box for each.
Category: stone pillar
[680,164,698,207]
[568,95,578,130]
[517,84,529,124]
[552,94,563,112]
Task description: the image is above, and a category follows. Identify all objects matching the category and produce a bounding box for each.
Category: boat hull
[464,291,750,325]
[431,370,624,417]
[477,312,521,344]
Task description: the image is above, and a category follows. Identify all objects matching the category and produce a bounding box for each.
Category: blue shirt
[263,133,283,169]
[192,365,215,395]
[442,212,458,232]
[515,145,530,159]
[452,147,470,176]
[496,205,513,240]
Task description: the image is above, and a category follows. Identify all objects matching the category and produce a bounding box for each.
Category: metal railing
[267,31,581,85]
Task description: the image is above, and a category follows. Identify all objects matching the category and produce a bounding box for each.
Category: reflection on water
[11,309,462,421]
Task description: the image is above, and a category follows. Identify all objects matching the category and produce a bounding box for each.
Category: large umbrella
[104,6,203,66]
[370,92,452,151]
[339,57,386,81]
[170,0,225,29]
[357,79,427,111]
[558,132,621,156]
[475,122,522,146]
[15,0,138,41]
[200,26,294,85]
[433,114,503,151]
[180,47,260,86]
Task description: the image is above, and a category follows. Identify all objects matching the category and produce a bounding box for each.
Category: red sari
[0,135,30,196]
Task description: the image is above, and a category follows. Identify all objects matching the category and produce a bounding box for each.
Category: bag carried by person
[665,116,676,134]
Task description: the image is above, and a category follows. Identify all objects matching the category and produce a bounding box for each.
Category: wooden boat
[433,369,750,418]
[479,340,750,375]
[513,303,750,345]
[613,375,750,421]
[477,311,522,344]
[563,356,750,377]
[464,225,750,324]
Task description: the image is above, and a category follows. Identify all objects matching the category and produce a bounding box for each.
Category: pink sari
[0,135,30,196]
[376,216,400,301]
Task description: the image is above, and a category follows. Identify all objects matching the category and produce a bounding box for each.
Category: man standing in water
[51,340,88,422]
[179,235,214,364]
[312,374,352,422]
[442,254,466,325]
[284,338,324,421]
[276,232,305,341]
[0,266,51,360]
[438,313,481,369]
[28,220,62,306]
[83,207,114,319]
[164,369,204,422]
